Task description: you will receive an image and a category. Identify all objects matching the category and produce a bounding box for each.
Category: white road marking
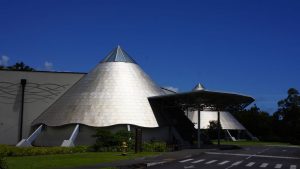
[205,160,217,164]
[232,161,243,166]
[260,163,268,168]
[246,162,256,167]
[191,159,205,164]
[147,161,166,167]
[290,165,297,169]
[184,165,195,169]
[179,158,194,163]
[224,160,243,169]
[205,152,300,160]
[218,161,230,165]
[275,164,282,168]
[246,148,272,159]
[266,145,300,148]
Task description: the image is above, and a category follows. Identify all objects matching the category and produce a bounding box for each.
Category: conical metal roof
[100,45,137,64]
[187,110,246,130]
[188,83,246,130]
[32,46,165,127]
[193,83,205,91]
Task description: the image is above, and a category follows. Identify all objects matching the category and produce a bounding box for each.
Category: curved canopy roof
[149,89,254,111]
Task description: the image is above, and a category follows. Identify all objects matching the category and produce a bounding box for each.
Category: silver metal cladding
[32,62,166,127]
[187,111,246,130]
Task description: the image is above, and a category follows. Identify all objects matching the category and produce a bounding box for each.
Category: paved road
[149,146,300,169]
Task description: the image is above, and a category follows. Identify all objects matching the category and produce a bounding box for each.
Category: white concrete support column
[226,130,236,141]
[246,130,259,141]
[127,124,131,131]
[61,124,80,147]
[127,124,132,141]
[16,124,44,147]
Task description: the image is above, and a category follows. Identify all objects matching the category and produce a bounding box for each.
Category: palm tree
[7,62,35,71]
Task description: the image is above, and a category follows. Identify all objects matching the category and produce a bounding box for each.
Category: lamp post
[197,108,201,148]
[18,79,26,141]
[217,111,221,147]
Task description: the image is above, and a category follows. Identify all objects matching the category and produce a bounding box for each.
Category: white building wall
[0,70,84,145]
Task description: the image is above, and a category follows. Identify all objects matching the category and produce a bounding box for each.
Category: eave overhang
[148,90,254,111]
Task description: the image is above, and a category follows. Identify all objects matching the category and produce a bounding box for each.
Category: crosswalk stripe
[246,162,256,167]
[275,164,282,168]
[290,165,297,169]
[205,160,217,164]
[179,158,194,163]
[218,161,230,165]
[191,159,205,164]
[232,161,243,166]
[260,163,269,168]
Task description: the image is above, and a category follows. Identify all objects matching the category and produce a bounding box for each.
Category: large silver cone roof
[32,46,165,127]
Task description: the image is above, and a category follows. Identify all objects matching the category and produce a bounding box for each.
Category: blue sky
[0,0,299,113]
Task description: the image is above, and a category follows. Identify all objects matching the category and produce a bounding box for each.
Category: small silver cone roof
[193,83,205,91]
[32,46,165,127]
[100,45,137,64]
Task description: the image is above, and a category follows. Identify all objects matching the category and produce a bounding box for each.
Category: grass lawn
[5,152,159,169]
[212,140,295,146]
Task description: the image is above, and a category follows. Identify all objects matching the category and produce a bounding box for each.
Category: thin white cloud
[164,86,179,92]
[0,55,9,66]
[44,61,54,71]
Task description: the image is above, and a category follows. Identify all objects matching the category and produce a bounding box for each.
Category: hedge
[142,141,167,152]
[0,145,88,157]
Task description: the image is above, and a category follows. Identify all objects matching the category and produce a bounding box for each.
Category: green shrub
[91,129,134,152]
[142,141,166,152]
[91,129,117,152]
[91,129,167,152]
[114,130,135,150]
[0,145,88,157]
[0,152,8,169]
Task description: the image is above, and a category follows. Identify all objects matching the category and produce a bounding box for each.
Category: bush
[205,120,223,140]
[91,129,134,152]
[115,130,135,150]
[142,141,167,152]
[0,145,88,157]
[0,154,8,169]
[91,129,167,152]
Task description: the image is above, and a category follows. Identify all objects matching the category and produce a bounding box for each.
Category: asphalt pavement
[67,145,300,169]
[149,145,300,169]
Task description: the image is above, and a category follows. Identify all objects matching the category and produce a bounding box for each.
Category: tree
[273,88,300,144]
[231,105,276,141]
[7,62,35,71]
[206,120,221,139]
